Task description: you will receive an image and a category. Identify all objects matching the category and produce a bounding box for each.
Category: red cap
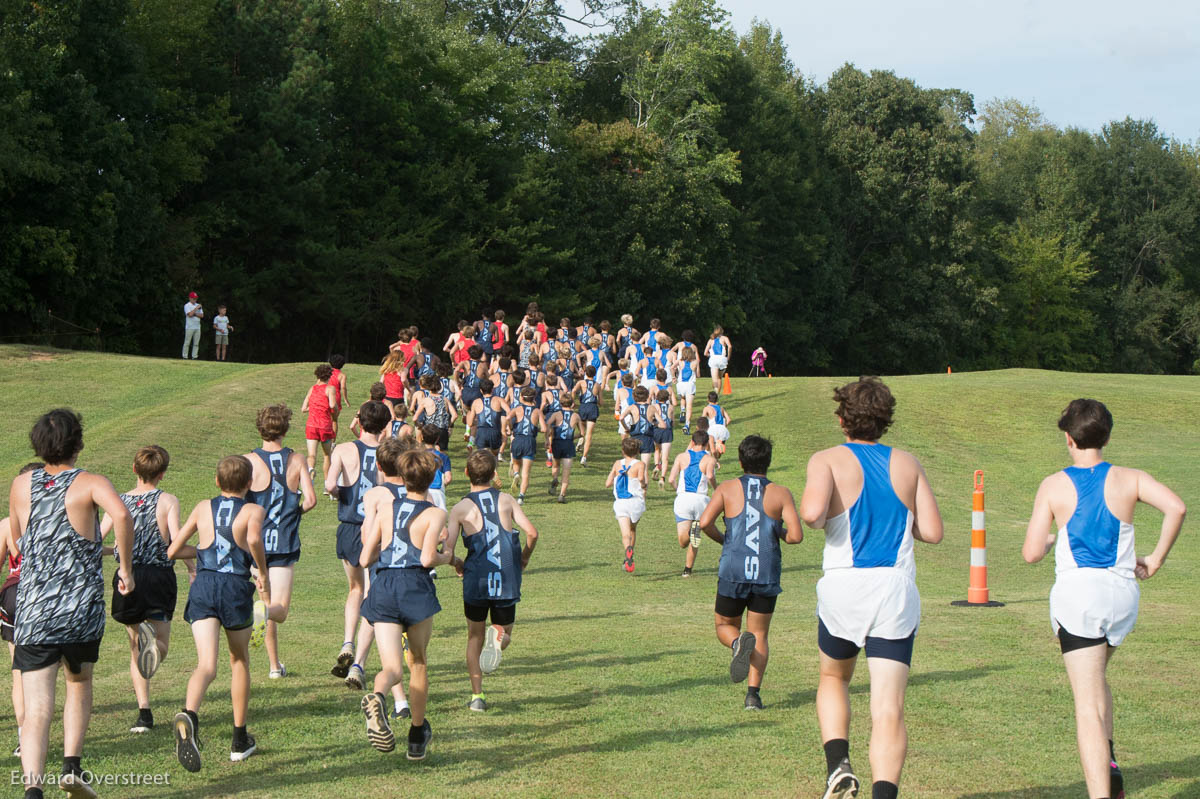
[188,291,198,299]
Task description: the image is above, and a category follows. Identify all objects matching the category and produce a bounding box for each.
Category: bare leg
[744,611,772,687]
[1063,644,1115,799]
[320,441,334,485]
[465,620,485,695]
[817,651,857,745]
[61,662,93,758]
[519,459,533,496]
[616,516,636,557]
[20,662,58,788]
[306,439,318,474]
[342,561,366,645]
[126,621,170,709]
[714,612,742,647]
[684,394,694,428]
[710,366,721,393]
[264,566,295,672]
[559,459,573,497]
[399,618,433,727]
[226,627,252,727]
[185,618,222,714]
[582,421,595,459]
[8,642,23,729]
[659,442,672,481]
[677,521,698,570]
[866,656,910,785]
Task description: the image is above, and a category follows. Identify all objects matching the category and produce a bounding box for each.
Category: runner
[380,351,407,409]
[445,451,539,712]
[325,401,389,680]
[99,446,191,736]
[300,364,337,490]
[605,437,647,574]
[419,425,453,511]
[652,387,675,489]
[0,463,42,760]
[468,379,509,460]
[668,431,717,578]
[546,394,582,503]
[413,374,456,452]
[674,340,699,432]
[7,409,135,799]
[1022,399,1185,799]
[620,386,659,471]
[244,405,318,679]
[329,355,349,439]
[505,386,544,506]
[571,365,602,466]
[358,450,452,761]
[704,325,732,394]
[798,377,944,799]
[168,455,272,773]
[474,310,498,365]
[702,391,731,458]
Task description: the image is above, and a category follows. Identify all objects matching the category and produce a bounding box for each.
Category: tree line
[2,0,1198,374]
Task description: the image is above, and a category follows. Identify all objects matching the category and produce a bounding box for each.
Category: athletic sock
[232,725,249,748]
[62,756,82,777]
[184,708,199,734]
[24,789,43,799]
[746,685,760,696]
[823,738,850,776]
[871,782,898,799]
[471,693,485,701]
[137,707,154,726]
[408,722,426,742]
[1109,738,1116,762]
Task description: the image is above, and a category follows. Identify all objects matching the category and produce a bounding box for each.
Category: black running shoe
[744,691,763,710]
[822,757,859,799]
[1111,760,1124,799]
[407,719,432,761]
[229,733,257,762]
[130,709,154,734]
[173,712,202,773]
[729,631,756,683]
[681,567,692,578]
[362,692,395,753]
[392,704,412,721]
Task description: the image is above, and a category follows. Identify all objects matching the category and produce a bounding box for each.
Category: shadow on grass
[519,610,633,625]
[956,754,1200,799]
[775,663,1016,710]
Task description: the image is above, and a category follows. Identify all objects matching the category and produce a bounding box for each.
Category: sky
[595,0,1200,141]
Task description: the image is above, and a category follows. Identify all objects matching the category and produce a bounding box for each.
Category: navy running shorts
[361,568,441,628]
[183,571,254,631]
[336,522,364,565]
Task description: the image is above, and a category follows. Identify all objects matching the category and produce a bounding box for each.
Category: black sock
[233,725,248,747]
[24,789,43,799]
[137,707,154,724]
[824,738,849,776]
[62,756,82,777]
[1109,738,1116,763]
[746,685,760,696]
[872,781,898,799]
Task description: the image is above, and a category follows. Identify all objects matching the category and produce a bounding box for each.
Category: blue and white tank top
[544,387,563,414]
[246,448,302,555]
[462,489,522,604]
[492,371,510,398]
[463,360,481,392]
[822,443,915,577]
[580,378,598,406]
[197,496,253,576]
[555,410,576,442]
[378,498,434,570]
[718,475,782,587]
[613,461,645,501]
[712,337,725,356]
[676,450,709,496]
[657,400,673,430]
[417,352,434,377]
[336,440,378,524]
[630,402,652,436]
[1055,463,1136,579]
[428,449,451,491]
[708,403,726,425]
[476,398,501,433]
[513,404,537,438]
[679,352,695,383]
[475,320,494,353]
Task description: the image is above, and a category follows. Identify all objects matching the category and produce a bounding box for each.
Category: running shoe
[345,663,366,690]
[548,477,558,496]
[362,692,395,752]
[229,733,257,762]
[682,424,690,434]
[681,567,692,578]
[331,641,355,678]
[250,600,267,648]
[59,770,96,798]
[406,720,432,761]
[580,456,588,466]
[480,625,504,674]
[624,546,635,573]
[689,521,702,549]
[135,621,160,680]
[11,740,18,757]
[403,631,413,668]
[730,630,756,683]
[545,456,553,468]
[268,663,287,679]
[510,472,520,494]
[557,494,567,504]
[517,494,525,506]
[130,709,154,734]
[1111,761,1125,799]
[822,758,859,799]
[392,703,412,721]
[468,695,487,712]
[173,711,202,773]
[744,691,763,710]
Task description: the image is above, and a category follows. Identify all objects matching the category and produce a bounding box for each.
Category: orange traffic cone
[721,374,732,395]
[951,471,1004,608]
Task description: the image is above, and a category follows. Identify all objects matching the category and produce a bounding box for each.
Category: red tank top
[452,342,471,365]
[330,368,344,409]
[307,383,332,427]
[7,552,20,580]
[535,322,547,345]
[495,324,507,349]
[397,340,419,367]
[383,371,405,399]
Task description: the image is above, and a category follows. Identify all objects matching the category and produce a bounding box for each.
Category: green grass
[0,344,1197,798]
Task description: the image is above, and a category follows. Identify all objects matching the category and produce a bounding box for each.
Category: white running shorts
[1050,568,1140,646]
[817,567,921,646]
[613,498,646,523]
[708,354,728,372]
[673,493,709,523]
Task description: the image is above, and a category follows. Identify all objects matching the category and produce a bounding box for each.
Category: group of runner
[0,306,1187,799]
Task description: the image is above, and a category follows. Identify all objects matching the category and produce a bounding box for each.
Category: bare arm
[799,453,834,529]
[910,460,943,544]
[167,503,201,560]
[418,509,451,569]
[297,455,317,512]
[1134,470,1187,579]
[359,510,383,569]
[698,487,726,545]
[90,475,135,592]
[1022,477,1057,564]
[511,500,539,568]
[324,447,345,494]
[778,488,804,544]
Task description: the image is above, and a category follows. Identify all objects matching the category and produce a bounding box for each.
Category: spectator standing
[183,293,204,360]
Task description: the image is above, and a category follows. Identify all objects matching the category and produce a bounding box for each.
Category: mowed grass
[0,344,1197,798]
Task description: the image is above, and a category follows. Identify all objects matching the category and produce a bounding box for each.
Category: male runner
[669,430,717,578]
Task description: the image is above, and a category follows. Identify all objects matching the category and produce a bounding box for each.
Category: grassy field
[0,344,1196,798]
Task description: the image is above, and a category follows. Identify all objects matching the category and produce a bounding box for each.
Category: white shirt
[184,302,203,330]
[213,315,229,334]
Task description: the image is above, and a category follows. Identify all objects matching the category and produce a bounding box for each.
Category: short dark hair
[133,445,170,481]
[329,354,346,369]
[398,450,438,493]
[30,408,84,465]
[466,450,497,485]
[738,435,772,474]
[256,404,292,440]
[633,386,650,402]
[833,377,895,442]
[707,391,719,403]
[18,462,44,476]
[621,437,641,457]
[376,437,406,477]
[368,381,387,401]
[521,386,538,403]
[1058,399,1113,450]
[358,401,391,435]
[691,430,709,447]
[656,388,671,403]
[420,424,442,446]
[315,363,333,381]
[468,345,482,360]
[479,378,494,395]
[217,455,252,493]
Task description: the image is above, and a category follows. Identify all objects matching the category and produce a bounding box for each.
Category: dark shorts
[653,427,674,445]
[715,578,781,616]
[461,388,482,407]
[551,439,575,460]
[579,403,599,422]
[817,618,915,666]
[511,435,538,461]
[1058,626,1111,655]
[183,571,255,631]
[463,600,517,626]
[475,428,502,452]
[13,640,102,674]
[386,396,404,407]
[361,568,440,628]
[0,576,17,644]
[337,522,364,565]
[633,434,654,454]
[111,564,178,625]
[266,550,301,569]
